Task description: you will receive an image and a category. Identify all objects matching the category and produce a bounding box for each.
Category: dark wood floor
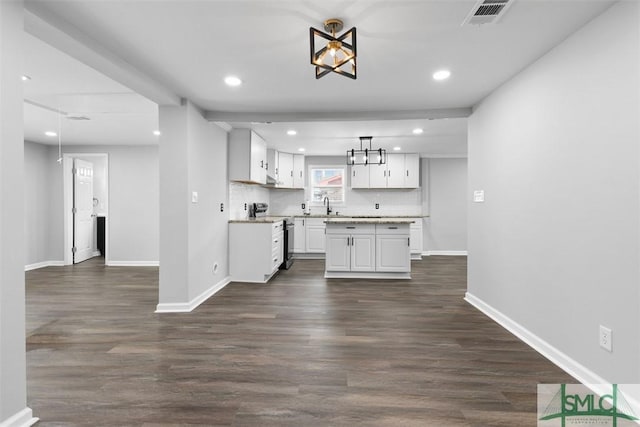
[26,256,573,426]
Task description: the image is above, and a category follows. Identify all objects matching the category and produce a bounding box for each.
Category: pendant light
[310,18,357,79]
[347,136,386,166]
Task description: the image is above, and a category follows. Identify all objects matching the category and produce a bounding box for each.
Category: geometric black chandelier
[310,18,357,79]
[347,136,386,166]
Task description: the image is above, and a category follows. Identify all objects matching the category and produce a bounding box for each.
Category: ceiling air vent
[463,0,514,26]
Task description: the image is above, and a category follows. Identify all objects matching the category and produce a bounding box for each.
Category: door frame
[63,153,110,266]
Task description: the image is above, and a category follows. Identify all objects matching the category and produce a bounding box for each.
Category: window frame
[308,165,346,206]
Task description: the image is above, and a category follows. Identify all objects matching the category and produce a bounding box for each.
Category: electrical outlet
[375,203,379,209]
[244,203,247,211]
[599,325,612,352]
[302,203,306,210]
[220,203,224,212]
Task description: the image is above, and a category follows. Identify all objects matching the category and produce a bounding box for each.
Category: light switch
[473,190,484,203]
[191,191,198,203]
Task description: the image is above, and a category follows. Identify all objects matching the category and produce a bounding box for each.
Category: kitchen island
[324,218,414,279]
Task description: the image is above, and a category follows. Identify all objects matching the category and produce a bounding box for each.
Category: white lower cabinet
[229,220,283,283]
[409,218,423,259]
[325,225,375,272]
[294,218,306,252]
[305,218,326,253]
[375,224,411,272]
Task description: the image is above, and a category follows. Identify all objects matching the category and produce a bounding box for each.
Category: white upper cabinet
[352,153,420,189]
[350,164,369,188]
[404,154,420,188]
[229,129,267,184]
[274,152,304,188]
[266,148,278,182]
[293,154,305,188]
[386,154,405,188]
[278,152,294,187]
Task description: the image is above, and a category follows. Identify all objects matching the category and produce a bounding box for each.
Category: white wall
[43,144,159,264]
[467,1,639,383]
[187,106,229,301]
[424,158,468,253]
[158,101,229,309]
[24,141,53,266]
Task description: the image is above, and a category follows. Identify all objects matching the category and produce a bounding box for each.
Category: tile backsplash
[229,182,271,220]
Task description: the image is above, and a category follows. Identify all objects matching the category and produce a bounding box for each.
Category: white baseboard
[155,276,231,313]
[24,260,64,271]
[0,408,38,427]
[92,250,101,257]
[424,250,468,256]
[464,292,609,387]
[106,261,159,267]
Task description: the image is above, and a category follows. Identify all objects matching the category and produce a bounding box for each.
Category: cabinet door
[266,148,278,180]
[369,163,387,188]
[410,219,423,255]
[277,152,294,187]
[351,234,376,271]
[305,226,326,253]
[350,164,369,188]
[294,218,306,253]
[325,234,351,271]
[376,235,411,272]
[250,132,267,184]
[386,154,405,188]
[404,154,420,188]
[293,154,305,188]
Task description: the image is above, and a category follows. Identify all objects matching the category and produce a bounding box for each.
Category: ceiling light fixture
[413,128,424,135]
[393,146,401,151]
[224,75,242,87]
[433,69,451,81]
[287,130,297,136]
[310,18,357,80]
[21,75,31,81]
[298,148,305,152]
[153,130,161,136]
[45,131,57,137]
[347,136,386,166]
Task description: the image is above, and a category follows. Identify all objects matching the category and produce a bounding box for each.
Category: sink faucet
[323,196,332,215]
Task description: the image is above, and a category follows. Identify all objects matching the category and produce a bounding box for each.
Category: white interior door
[73,159,94,263]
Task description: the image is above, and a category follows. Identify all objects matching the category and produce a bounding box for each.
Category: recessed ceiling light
[298,148,305,152]
[21,75,31,81]
[44,131,57,137]
[153,130,161,136]
[393,146,401,151]
[433,69,451,81]
[412,128,423,135]
[287,130,297,136]
[224,75,242,87]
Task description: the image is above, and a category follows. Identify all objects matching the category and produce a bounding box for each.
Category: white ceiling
[23,33,158,146]
[22,0,616,155]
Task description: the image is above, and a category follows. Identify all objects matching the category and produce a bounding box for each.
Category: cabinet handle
[406,170,409,176]
[351,237,354,245]
[274,239,278,243]
[408,237,410,246]
[300,171,303,178]
[303,220,304,226]
[388,170,391,176]
[346,226,356,229]
[384,170,386,177]
[353,170,356,177]
[347,237,350,246]
[260,160,264,168]
[388,226,398,229]
[265,162,269,170]
[290,170,293,177]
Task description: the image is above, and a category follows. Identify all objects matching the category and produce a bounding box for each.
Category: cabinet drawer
[326,224,375,234]
[375,224,410,235]
[272,221,283,233]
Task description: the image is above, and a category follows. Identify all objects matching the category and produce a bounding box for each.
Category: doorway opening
[62,153,109,265]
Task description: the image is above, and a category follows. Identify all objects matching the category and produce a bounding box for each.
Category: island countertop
[323,217,415,225]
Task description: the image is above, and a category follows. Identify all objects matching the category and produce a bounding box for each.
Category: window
[310,167,345,204]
